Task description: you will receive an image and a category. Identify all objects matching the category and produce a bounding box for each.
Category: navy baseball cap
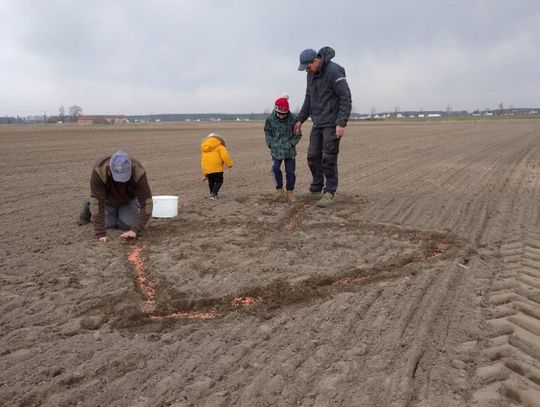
[298,48,317,71]
[110,150,132,182]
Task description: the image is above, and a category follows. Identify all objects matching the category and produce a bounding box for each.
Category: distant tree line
[2,104,539,125]
[0,105,83,124]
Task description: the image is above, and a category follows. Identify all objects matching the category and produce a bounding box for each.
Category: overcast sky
[1,0,539,116]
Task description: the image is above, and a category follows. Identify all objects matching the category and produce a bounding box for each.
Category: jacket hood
[318,46,335,65]
[201,135,225,152]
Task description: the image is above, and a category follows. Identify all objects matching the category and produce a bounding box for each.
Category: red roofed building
[77,115,129,124]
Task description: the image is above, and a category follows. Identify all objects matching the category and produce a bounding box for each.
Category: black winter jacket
[297,46,352,128]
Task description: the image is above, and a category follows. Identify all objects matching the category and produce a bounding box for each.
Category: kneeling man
[80,150,153,242]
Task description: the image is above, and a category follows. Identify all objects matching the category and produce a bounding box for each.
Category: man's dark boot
[78,199,91,225]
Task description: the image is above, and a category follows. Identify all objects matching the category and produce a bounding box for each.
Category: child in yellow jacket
[201,133,233,200]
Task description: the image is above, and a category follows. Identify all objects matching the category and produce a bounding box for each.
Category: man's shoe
[276,188,286,201]
[316,192,335,208]
[209,194,218,201]
[286,190,296,203]
[309,189,323,197]
[78,199,91,225]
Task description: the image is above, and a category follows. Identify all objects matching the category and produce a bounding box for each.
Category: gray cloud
[1,0,539,115]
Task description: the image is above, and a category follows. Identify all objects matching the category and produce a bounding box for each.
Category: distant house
[77,115,129,124]
[427,113,441,118]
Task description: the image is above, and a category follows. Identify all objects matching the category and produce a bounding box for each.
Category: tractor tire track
[472,233,540,406]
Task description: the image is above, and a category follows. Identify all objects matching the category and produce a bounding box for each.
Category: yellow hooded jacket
[200,134,233,175]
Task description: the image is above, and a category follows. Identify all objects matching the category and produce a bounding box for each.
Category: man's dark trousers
[307,126,340,193]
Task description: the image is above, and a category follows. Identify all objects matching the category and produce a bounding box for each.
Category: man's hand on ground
[120,231,137,239]
[99,236,109,242]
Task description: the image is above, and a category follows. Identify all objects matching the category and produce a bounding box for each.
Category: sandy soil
[1,119,539,407]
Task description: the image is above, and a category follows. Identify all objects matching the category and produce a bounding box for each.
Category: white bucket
[152,195,179,218]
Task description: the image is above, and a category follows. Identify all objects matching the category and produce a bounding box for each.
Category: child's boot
[276,188,285,201]
[286,190,296,203]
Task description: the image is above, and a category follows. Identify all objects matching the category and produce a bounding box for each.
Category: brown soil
[1,119,539,406]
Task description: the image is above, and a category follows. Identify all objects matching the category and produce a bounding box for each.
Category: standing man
[294,46,352,207]
[79,150,153,242]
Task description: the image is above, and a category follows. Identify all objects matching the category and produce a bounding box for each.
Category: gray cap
[298,48,317,71]
[110,150,131,182]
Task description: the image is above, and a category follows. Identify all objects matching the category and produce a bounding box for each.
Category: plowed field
[1,119,539,406]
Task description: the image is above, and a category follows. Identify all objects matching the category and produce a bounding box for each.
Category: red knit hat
[274,96,289,114]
